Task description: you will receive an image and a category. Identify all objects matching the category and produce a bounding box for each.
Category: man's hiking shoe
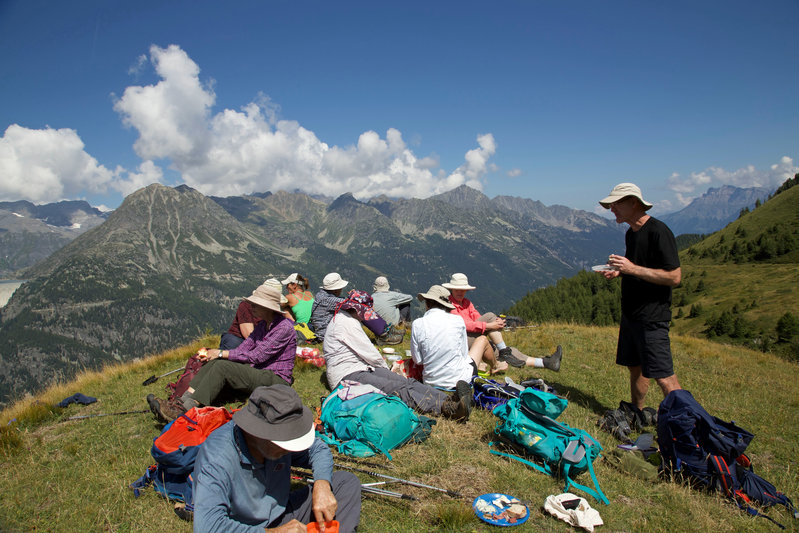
[618,401,658,430]
[376,325,405,345]
[598,408,632,441]
[442,383,472,422]
[455,380,473,412]
[543,345,562,372]
[498,347,525,368]
[147,394,185,423]
[641,407,657,427]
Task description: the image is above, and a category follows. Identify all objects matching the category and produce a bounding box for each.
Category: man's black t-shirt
[621,217,680,322]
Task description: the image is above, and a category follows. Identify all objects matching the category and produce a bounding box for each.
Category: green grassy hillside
[2,327,798,532]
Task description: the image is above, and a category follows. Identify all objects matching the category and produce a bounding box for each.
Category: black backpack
[657,390,797,528]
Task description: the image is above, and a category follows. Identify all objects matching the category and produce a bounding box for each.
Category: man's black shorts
[616,314,674,379]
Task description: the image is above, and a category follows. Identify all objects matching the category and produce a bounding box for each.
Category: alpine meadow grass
[1,325,798,532]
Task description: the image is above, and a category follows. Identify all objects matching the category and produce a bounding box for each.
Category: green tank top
[291,296,314,324]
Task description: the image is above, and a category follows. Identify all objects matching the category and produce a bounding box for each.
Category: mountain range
[659,185,772,236]
[0,183,623,405]
[0,200,107,276]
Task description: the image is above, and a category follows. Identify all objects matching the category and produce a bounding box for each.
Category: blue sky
[1,0,797,215]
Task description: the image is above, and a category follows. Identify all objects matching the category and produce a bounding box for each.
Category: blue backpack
[317,384,435,460]
[490,388,609,504]
[130,406,232,516]
[658,390,797,527]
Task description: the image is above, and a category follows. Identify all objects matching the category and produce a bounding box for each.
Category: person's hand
[311,479,338,525]
[266,519,306,532]
[485,317,506,332]
[198,349,222,361]
[608,254,635,275]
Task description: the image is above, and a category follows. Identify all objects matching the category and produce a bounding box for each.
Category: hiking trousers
[344,367,449,415]
[188,359,289,406]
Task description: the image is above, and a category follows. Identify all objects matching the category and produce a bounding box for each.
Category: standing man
[193,385,361,532]
[598,183,682,409]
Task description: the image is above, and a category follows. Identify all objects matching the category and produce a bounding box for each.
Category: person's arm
[239,322,255,339]
[293,439,337,524]
[228,319,294,366]
[193,456,263,533]
[451,302,487,335]
[341,315,388,369]
[608,254,682,287]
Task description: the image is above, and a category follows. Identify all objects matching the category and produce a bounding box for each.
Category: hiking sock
[180,392,199,411]
[543,346,563,371]
[496,342,508,350]
[532,358,545,368]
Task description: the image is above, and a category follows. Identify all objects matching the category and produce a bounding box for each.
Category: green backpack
[317,384,435,460]
[490,388,609,504]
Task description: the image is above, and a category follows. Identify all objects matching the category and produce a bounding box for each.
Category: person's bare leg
[473,335,507,373]
[629,366,650,410]
[655,374,681,398]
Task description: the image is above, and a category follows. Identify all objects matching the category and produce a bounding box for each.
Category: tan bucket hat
[373,276,390,292]
[417,284,455,309]
[442,273,476,291]
[245,284,284,313]
[321,272,348,291]
[599,183,653,210]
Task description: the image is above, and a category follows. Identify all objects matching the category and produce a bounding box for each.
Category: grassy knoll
[1,325,798,532]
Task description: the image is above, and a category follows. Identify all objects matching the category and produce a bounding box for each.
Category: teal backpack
[317,384,435,460]
[490,388,609,504]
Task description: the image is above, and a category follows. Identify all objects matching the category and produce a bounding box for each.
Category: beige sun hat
[321,272,348,291]
[442,273,476,291]
[373,276,390,292]
[264,278,288,305]
[245,284,284,313]
[599,183,653,210]
[417,284,454,309]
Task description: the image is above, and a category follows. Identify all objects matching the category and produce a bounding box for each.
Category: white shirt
[410,307,473,389]
[323,311,389,389]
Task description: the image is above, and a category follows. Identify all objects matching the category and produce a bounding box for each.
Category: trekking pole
[334,463,462,498]
[63,409,149,421]
[142,367,183,386]
[291,471,417,501]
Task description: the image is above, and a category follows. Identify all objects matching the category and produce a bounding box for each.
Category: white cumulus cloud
[0,124,114,203]
[113,44,496,200]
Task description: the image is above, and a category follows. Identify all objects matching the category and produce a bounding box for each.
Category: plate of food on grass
[473,493,529,526]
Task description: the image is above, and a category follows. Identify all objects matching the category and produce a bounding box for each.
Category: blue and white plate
[472,493,529,527]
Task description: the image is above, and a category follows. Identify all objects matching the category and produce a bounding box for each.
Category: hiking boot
[498,347,525,368]
[543,345,563,372]
[618,401,645,431]
[641,407,657,427]
[441,393,470,422]
[454,380,473,412]
[147,394,185,423]
[598,408,632,442]
[376,325,405,345]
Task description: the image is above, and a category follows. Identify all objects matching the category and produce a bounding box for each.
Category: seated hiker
[371,275,412,327]
[148,284,296,422]
[443,273,563,372]
[310,272,349,342]
[193,384,361,533]
[323,291,471,421]
[282,272,315,324]
[411,285,498,390]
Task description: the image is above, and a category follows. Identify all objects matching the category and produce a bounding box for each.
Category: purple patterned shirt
[226,314,297,383]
